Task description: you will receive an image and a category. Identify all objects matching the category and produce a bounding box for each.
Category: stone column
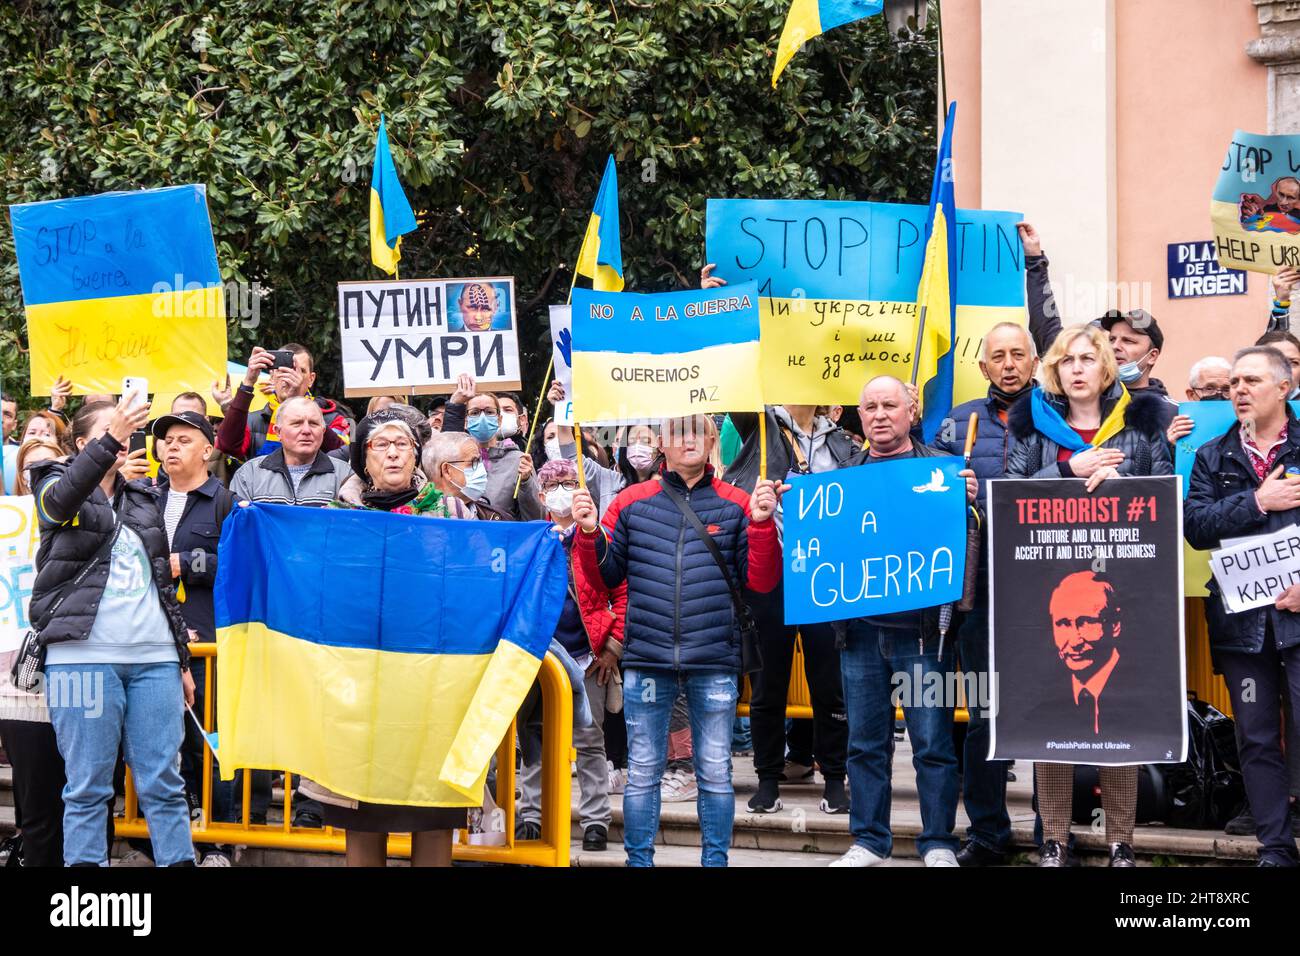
[1247,0,1300,132]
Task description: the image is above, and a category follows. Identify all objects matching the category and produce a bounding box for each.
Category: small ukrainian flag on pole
[573,155,625,292]
[369,115,418,276]
[772,0,884,87]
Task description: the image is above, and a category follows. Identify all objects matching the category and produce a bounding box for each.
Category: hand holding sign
[1166,414,1194,444]
[1276,584,1300,612]
[750,478,789,523]
[547,379,566,405]
[572,488,598,533]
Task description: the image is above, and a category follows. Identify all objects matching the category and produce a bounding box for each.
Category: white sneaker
[607,761,627,795]
[924,848,960,867]
[829,844,887,867]
[660,768,698,803]
[114,849,154,867]
[199,852,232,867]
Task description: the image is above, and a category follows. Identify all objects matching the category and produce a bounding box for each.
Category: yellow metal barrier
[116,643,573,867]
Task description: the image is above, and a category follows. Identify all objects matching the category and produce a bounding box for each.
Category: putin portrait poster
[988,477,1187,765]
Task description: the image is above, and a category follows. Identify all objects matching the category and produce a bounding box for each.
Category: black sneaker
[515,821,541,841]
[956,840,1006,867]
[747,779,782,814]
[1037,839,1068,868]
[1224,804,1256,836]
[292,809,323,829]
[819,778,849,815]
[1109,842,1136,867]
[581,825,608,851]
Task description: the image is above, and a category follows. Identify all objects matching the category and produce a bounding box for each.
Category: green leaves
[0,0,936,408]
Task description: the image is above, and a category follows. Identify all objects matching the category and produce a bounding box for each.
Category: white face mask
[498,412,519,438]
[545,439,563,461]
[626,443,656,471]
[544,487,574,517]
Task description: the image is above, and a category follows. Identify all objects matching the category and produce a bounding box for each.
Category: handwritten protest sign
[1210,524,1300,614]
[989,477,1186,764]
[9,185,227,395]
[336,277,521,397]
[570,282,763,421]
[1212,131,1300,274]
[705,199,1026,405]
[781,456,966,625]
[0,496,38,654]
[549,305,574,426]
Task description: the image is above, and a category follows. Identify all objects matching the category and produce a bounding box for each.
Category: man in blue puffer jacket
[929,221,1063,866]
[572,413,785,868]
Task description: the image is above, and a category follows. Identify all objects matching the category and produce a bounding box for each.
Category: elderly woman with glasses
[1005,323,1173,868]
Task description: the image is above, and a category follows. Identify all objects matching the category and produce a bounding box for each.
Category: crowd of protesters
[1,224,1299,870]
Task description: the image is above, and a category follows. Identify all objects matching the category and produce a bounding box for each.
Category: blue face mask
[467,414,499,443]
[1116,350,1152,385]
[454,460,489,501]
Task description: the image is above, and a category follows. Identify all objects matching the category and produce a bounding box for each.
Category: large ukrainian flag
[369,115,418,276]
[772,0,884,87]
[214,504,568,805]
[9,184,226,396]
[574,155,624,292]
[916,102,959,444]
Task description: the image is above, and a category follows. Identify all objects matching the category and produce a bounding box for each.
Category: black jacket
[29,435,190,666]
[1184,413,1300,655]
[723,407,860,494]
[1004,384,1174,480]
[155,475,235,642]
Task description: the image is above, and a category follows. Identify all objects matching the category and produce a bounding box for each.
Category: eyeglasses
[1191,387,1231,400]
[542,480,580,492]
[368,438,413,453]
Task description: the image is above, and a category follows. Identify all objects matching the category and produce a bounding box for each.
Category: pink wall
[1116,0,1268,399]
[941,0,982,209]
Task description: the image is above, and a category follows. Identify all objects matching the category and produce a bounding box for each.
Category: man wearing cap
[1099,310,1178,433]
[152,410,238,863]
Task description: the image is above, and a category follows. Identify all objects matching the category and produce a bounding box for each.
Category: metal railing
[115,643,573,867]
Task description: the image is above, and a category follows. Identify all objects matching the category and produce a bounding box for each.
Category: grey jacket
[229,447,351,506]
[558,439,627,515]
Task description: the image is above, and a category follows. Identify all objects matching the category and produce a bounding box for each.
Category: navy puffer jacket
[574,467,781,672]
[1185,413,1300,656]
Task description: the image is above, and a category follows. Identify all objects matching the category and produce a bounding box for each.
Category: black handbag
[658,480,763,675]
[9,517,120,692]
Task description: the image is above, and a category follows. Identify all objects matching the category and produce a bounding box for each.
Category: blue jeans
[623,668,737,867]
[47,662,194,866]
[956,605,1011,852]
[841,621,959,858]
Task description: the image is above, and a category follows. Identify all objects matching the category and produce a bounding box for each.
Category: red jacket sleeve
[216,385,253,458]
[744,516,781,594]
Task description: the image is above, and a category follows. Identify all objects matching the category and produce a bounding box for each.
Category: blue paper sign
[1166,241,1246,299]
[704,198,1025,306]
[782,456,967,625]
[1175,400,1300,496]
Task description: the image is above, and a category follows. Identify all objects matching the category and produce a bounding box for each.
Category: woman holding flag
[1005,323,1172,867]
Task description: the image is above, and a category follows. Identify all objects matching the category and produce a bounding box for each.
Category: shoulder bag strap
[658,479,749,617]
[778,425,810,473]
[36,512,121,634]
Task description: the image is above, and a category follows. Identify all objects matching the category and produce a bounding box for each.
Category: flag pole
[910,304,927,386]
[513,268,581,499]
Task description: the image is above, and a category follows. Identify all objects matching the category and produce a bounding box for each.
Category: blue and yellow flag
[772,0,884,87]
[369,115,418,276]
[916,102,959,444]
[214,504,567,805]
[9,185,226,396]
[574,155,624,291]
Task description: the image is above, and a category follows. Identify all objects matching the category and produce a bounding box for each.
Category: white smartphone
[121,376,149,409]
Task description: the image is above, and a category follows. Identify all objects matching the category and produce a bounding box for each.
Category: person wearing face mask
[422,431,510,520]
[538,381,628,515]
[1006,324,1173,868]
[442,373,542,521]
[1165,357,1234,444]
[514,458,626,851]
[1099,310,1178,434]
[496,392,527,444]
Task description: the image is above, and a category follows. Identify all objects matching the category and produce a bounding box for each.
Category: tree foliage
[0,0,937,408]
